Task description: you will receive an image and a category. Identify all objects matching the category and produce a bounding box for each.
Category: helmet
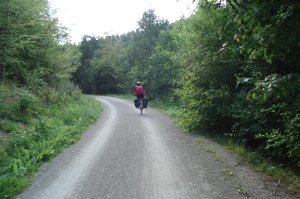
[136,81,141,85]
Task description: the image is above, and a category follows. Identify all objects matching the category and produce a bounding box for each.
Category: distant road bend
[18,96,295,199]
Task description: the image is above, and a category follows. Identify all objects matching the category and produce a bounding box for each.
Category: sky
[48,0,197,43]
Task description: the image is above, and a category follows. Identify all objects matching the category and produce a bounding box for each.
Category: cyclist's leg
[134,95,140,108]
[141,95,145,107]
[136,94,142,106]
[138,94,145,108]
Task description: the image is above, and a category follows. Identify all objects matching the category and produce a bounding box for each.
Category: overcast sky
[48,0,196,43]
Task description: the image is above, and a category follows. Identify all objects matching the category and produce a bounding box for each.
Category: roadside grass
[0,85,102,199]
[149,99,300,197]
[148,99,182,125]
[196,137,221,161]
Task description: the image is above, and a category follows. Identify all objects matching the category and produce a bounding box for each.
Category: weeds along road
[18,96,295,199]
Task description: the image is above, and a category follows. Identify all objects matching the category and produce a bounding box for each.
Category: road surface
[18,96,295,199]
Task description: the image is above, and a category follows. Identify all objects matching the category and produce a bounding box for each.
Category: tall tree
[127,10,170,97]
[72,36,101,93]
[0,0,66,84]
[173,1,239,132]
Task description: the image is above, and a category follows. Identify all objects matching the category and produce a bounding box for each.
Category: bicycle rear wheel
[139,99,143,115]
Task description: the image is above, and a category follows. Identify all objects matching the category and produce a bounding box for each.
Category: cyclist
[132,81,145,100]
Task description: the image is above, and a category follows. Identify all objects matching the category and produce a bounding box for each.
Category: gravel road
[17,96,296,199]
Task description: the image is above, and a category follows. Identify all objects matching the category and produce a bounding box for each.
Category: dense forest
[72,0,300,171]
[0,0,299,197]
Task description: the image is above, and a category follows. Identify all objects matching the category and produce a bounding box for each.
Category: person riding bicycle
[133,82,148,110]
[132,81,145,100]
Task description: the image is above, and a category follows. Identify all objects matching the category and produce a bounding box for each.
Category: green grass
[196,137,221,161]
[0,84,102,199]
[149,98,300,197]
[148,99,182,124]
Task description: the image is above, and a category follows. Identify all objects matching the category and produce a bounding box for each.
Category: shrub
[232,74,300,168]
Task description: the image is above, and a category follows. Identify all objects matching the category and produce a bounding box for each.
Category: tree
[127,10,170,97]
[228,0,300,166]
[72,35,123,94]
[0,0,67,84]
[147,27,179,99]
[72,36,101,93]
[173,1,239,132]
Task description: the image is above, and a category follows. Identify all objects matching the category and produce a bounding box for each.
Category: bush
[0,84,39,123]
[179,87,233,133]
[232,74,300,168]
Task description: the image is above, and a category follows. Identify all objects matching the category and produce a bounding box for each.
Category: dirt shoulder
[194,134,298,199]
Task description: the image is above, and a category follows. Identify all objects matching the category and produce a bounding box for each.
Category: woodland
[73,1,300,171]
[0,0,299,197]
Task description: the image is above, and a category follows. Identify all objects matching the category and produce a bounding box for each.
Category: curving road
[18,96,295,199]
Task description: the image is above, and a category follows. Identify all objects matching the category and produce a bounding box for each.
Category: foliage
[149,98,182,123]
[0,1,100,198]
[173,1,239,133]
[72,10,176,98]
[128,10,172,98]
[149,95,300,194]
[226,0,300,169]
[72,35,120,94]
[1,0,297,195]
[166,0,300,171]
[70,0,300,173]
[0,0,71,85]
[0,84,102,199]
[232,74,300,167]
[230,0,300,76]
